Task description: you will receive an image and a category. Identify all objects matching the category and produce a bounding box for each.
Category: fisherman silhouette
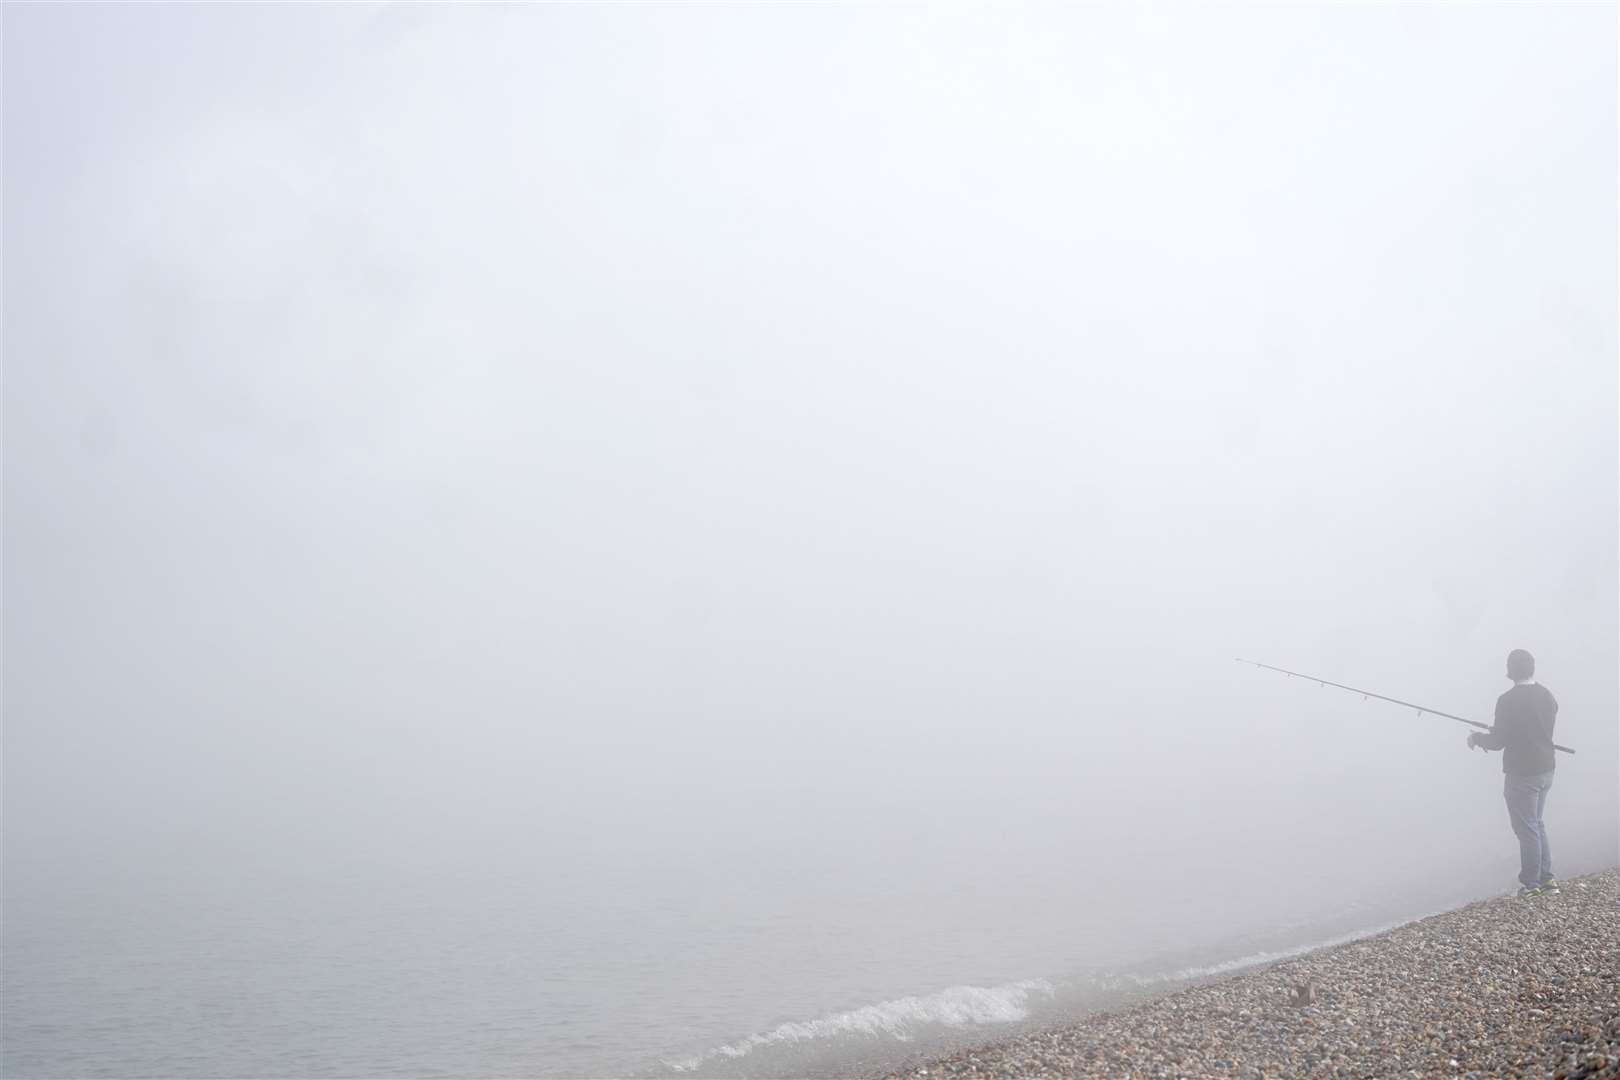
[1467,649,1560,897]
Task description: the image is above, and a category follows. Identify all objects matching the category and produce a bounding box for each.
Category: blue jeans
[1504,771,1555,888]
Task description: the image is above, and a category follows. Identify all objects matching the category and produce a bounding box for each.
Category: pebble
[884,869,1620,1079]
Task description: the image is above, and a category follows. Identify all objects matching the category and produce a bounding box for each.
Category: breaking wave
[662,978,1054,1073]
[656,913,1426,1077]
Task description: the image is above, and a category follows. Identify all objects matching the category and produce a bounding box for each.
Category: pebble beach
[887,868,1619,1080]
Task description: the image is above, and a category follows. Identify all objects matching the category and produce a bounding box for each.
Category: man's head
[1506,649,1536,683]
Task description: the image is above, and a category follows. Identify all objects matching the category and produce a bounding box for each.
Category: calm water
[9,811,1612,1080]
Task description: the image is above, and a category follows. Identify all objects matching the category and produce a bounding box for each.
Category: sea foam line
[1117,917,1416,986]
[665,913,1429,1073]
[663,978,1055,1072]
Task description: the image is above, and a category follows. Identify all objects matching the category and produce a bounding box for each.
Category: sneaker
[1540,879,1562,895]
[1518,885,1542,898]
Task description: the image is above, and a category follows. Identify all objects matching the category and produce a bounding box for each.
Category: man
[1467,649,1560,896]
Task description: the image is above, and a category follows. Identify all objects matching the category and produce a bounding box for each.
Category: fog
[5,4,1617,1077]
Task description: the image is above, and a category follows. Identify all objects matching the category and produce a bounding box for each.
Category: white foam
[664,979,1054,1072]
[664,915,1426,1074]
[1120,919,1411,985]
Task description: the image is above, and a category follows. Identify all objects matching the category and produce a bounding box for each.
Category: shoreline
[883,868,1620,1080]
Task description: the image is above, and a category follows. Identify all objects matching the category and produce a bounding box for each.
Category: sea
[9,809,1609,1080]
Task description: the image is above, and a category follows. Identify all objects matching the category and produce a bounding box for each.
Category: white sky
[5,4,1616,874]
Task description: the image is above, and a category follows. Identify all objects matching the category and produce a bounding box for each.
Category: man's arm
[1469,697,1509,751]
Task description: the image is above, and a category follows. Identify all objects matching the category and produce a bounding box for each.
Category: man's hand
[1467,732,1483,750]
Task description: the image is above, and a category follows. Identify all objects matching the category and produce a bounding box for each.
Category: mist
[5,4,1616,1077]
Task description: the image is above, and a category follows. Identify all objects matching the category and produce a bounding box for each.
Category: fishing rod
[1235,658,1575,755]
